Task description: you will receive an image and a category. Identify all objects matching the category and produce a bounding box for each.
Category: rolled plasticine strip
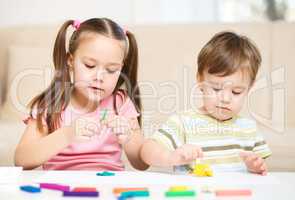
[215,189,252,196]
[40,183,70,192]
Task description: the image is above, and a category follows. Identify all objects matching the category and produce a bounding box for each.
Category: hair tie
[72,20,81,30]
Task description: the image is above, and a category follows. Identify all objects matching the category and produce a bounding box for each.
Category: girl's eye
[106,68,118,74]
[85,64,95,69]
[232,91,242,95]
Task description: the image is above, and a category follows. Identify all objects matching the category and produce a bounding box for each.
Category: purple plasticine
[63,191,99,197]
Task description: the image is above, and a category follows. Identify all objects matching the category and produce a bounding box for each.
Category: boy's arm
[14,119,74,170]
[240,151,268,175]
[140,139,203,167]
[240,124,271,175]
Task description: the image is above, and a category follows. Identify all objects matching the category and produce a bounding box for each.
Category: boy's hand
[240,151,267,175]
[169,144,203,166]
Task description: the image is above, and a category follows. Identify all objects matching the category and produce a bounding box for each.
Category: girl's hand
[240,151,267,175]
[169,144,203,166]
[103,115,139,145]
[72,116,101,141]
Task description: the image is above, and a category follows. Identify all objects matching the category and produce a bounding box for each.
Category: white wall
[0,0,134,27]
[0,0,217,27]
[2,0,294,28]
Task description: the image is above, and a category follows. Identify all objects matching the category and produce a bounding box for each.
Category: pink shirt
[24,90,139,171]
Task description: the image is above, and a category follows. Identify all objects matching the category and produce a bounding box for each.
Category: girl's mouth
[89,86,104,92]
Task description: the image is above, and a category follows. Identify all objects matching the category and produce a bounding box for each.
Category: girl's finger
[113,127,129,134]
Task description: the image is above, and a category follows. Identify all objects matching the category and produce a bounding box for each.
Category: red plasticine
[215,189,252,196]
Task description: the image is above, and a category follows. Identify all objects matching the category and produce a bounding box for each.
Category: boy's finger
[192,149,198,159]
[255,157,263,167]
[197,148,204,158]
[244,153,258,164]
[239,151,254,160]
[193,148,200,159]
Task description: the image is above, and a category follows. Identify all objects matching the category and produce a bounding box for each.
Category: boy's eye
[212,88,222,92]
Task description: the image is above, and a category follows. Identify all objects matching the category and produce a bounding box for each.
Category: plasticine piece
[63,191,99,197]
[96,171,115,176]
[165,190,196,197]
[215,189,252,196]
[201,185,215,193]
[169,186,190,192]
[100,109,108,121]
[192,163,213,177]
[40,183,70,191]
[113,187,148,194]
[120,190,150,197]
[20,185,41,193]
[72,187,97,192]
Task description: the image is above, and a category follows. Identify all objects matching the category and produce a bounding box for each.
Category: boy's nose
[220,90,232,103]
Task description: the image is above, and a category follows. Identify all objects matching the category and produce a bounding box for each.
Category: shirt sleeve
[117,90,140,119]
[253,131,272,159]
[149,114,185,151]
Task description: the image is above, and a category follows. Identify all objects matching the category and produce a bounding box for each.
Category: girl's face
[68,34,125,107]
[199,70,251,121]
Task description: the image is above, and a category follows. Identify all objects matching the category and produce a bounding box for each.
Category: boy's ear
[196,73,204,92]
[196,73,201,83]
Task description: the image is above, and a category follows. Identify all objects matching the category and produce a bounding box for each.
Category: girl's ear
[67,54,74,69]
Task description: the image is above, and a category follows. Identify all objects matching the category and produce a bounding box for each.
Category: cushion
[1,46,53,121]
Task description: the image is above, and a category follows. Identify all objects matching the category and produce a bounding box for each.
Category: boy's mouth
[216,106,231,111]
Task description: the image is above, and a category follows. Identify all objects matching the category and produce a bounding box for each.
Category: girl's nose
[95,69,105,82]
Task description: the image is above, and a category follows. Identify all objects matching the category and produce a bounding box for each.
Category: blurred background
[0,0,295,26]
[0,0,294,171]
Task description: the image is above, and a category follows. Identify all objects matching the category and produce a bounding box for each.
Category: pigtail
[30,20,74,133]
[116,30,142,126]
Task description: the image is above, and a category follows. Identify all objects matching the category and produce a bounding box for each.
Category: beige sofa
[0,22,294,171]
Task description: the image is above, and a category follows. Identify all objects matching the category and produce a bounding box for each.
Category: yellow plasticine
[192,160,213,177]
[169,186,190,192]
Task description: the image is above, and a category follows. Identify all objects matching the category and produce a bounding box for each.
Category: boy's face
[199,70,252,121]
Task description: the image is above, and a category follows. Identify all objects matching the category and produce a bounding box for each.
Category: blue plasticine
[20,185,41,193]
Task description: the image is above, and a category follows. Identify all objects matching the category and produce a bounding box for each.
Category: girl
[14,18,148,171]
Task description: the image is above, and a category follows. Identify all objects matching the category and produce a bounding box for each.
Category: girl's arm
[140,139,174,167]
[121,119,149,170]
[14,119,74,170]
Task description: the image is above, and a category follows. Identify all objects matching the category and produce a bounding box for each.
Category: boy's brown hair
[197,31,261,86]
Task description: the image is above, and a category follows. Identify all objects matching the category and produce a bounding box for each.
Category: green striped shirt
[150,110,272,173]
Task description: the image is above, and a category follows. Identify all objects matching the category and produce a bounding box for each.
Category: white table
[0,170,294,199]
